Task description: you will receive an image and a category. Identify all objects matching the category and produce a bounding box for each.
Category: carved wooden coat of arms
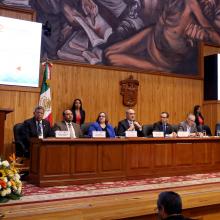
[120,75,139,107]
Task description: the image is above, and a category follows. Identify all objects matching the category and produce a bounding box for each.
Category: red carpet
[2,172,220,206]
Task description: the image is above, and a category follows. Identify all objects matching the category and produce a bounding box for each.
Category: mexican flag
[39,62,53,125]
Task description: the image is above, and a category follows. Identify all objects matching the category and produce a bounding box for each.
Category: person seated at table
[71,98,85,125]
[178,113,197,136]
[117,108,143,136]
[53,109,82,138]
[156,191,192,220]
[153,112,176,137]
[88,112,115,138]
[23,106,54,157]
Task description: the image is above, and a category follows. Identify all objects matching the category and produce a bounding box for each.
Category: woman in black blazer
[193,105,204,127]
[71,98,85,125]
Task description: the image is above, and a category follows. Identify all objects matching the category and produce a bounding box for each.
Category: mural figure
[1,0,220,75]
[105,0,220,74]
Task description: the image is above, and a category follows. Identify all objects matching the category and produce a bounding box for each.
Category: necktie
[68,123,75,138]
[163,124,166,133]
[37,122,42,136]
[129,121,134,131]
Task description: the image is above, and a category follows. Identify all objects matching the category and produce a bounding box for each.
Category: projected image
[0,16,42,87]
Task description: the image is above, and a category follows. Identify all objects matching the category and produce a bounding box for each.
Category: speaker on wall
[204,54,218,100]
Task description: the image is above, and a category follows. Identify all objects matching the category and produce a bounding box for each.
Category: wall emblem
[120,75,139,107]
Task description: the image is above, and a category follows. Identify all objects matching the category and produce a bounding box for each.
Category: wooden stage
[1,182,220,220]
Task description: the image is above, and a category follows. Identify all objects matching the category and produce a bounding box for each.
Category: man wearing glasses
[117,108,143,136]
[153,112,175,136]
[178,113,197,136]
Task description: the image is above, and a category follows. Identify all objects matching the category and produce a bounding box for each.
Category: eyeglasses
[99,115,105,118]
[161,116,167,119]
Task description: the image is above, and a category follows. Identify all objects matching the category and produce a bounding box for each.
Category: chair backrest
[13,123,28,157]
[172,124,179,133]
[142,124,153,137]
[202,124,212,136]
[13,123,26,142]
[81,122,93,136]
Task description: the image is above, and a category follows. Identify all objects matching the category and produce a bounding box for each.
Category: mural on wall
[1,0,220,76]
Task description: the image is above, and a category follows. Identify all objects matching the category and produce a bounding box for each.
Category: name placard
[55,131,70,138]
[125,130,137,137]
[177,131,189,137]
[92,131,106,138]
[38,134,43,139]
[152,131,164,138]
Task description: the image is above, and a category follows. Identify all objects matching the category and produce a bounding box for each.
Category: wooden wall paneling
[203,101,220,135]
[51,63,137,125]
[138,73,156,124]
[0,90,39,155]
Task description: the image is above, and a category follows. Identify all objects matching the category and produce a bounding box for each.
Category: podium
[0,108,13,155]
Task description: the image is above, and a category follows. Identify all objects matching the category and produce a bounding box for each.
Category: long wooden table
[29,137,220,187]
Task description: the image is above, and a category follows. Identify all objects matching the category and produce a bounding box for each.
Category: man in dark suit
[153,112,175,136]
[53,109,82,138]
[117,108,143,136]
[23,106,54,157]
[156,191,192,220]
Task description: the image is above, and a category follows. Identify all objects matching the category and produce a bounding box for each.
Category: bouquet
[0,154,22,203]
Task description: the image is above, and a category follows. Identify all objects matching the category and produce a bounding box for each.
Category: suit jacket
[88,122,115,138]
[23,117,54,157]
[117,119,143,137]
[178,121,197,133]
[24,117,54,139]
[72,109,85,125]
[53,121,82,138]
[153,121,173,135]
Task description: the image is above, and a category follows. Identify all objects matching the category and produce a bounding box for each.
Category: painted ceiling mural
[1,0,220,75]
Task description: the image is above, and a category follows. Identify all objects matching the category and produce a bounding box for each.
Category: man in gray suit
[53,109,82,138]
[178,113,197,136]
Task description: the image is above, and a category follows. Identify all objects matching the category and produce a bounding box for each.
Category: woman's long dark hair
[71,98,83,111]
[193,105,201,116]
